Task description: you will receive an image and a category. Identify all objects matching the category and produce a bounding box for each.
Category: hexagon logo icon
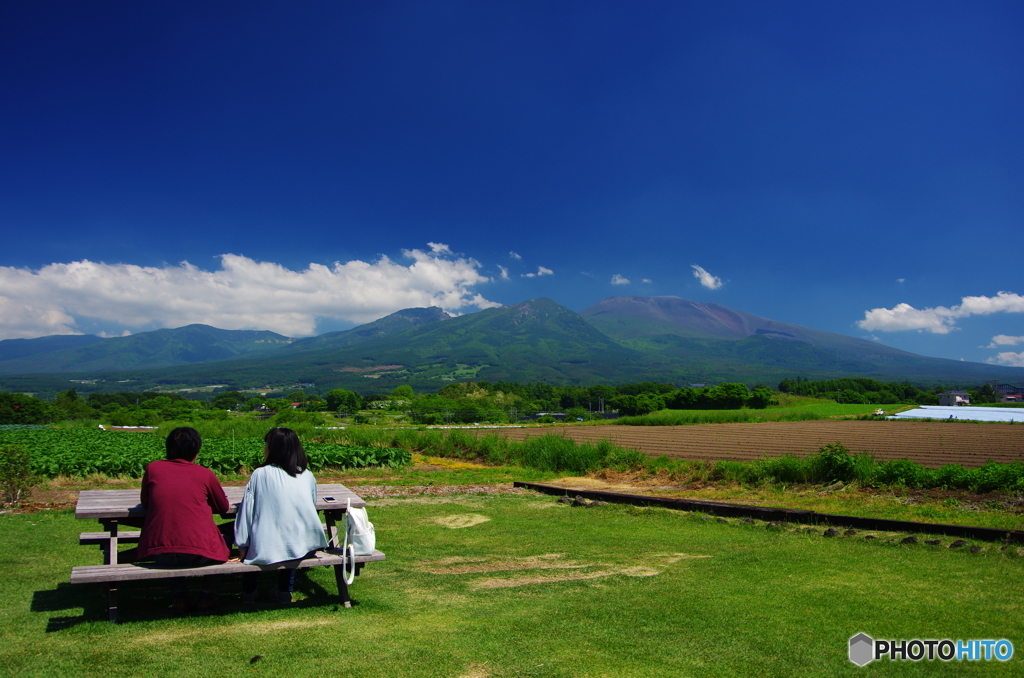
[849,633,874,666]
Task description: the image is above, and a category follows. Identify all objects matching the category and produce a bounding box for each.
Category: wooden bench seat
[72,549,386,621]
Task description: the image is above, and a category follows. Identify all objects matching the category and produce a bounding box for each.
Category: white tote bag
[341,498,376,585]
[345,499,376,556]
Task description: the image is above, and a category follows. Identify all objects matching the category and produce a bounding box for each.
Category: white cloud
[509,251,522,260]
[987,352,1024,367]
[521,266,553,278]
[0,245,501,339]
[984,335,1024,348]
[858,292,1024,334]
[897,278,905,283]
[857,303,957,334]
[497,265,510,280]
[691,265,722,290]
[611,274,630,285]
[641,278,652,284]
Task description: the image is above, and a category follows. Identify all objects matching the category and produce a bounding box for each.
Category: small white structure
[890,406,1020,423]
[938,391,970,407]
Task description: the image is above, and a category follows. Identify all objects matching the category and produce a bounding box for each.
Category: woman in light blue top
[234,427,328,604]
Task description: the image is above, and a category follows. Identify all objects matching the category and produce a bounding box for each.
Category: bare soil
[474,420,1024,468]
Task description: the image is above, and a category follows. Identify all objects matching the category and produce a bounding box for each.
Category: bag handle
[342,498,356,584]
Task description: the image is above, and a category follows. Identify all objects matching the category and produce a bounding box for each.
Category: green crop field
[0,428,410,478]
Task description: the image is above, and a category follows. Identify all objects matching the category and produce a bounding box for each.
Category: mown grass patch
[4,495,1024,677]
[615,402,908,426]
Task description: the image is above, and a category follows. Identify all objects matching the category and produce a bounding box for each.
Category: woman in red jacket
[138,427,230,611]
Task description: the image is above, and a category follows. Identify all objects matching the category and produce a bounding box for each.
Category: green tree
[325,389,361,413]
[212,390,247,410]
[565,407,587,421]
[392,385,415,399]
[0,392,54,425]
[707,383,749,409]
[53,389,98,420]
[611,393,664,416]
[973,384,998,404]
[748,387,774,409]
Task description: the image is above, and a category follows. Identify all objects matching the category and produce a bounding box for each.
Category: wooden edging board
[513,481,1024,543]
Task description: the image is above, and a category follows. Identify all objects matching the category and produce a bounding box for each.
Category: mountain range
[2,296,1022,396]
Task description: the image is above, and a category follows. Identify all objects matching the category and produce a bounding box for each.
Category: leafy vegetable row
[0,428,411,477]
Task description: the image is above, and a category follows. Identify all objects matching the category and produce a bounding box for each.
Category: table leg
[332,564,353,608]
[100,519,119,565]
[102,583,118,623]
[324,509,341,548]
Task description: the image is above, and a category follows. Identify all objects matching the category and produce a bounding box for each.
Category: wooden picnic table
[76,484,366,561]
[72,484,384,621]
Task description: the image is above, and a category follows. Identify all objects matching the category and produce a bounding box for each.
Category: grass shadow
[37,568,353,628]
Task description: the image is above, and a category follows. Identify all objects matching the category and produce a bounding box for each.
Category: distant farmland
[476,421,1024,469]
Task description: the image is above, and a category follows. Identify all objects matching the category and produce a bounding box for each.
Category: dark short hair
[262,427,307,477]
[165,427,202,461]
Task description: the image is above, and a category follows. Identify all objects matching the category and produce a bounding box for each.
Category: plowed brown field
[475,421,1024,468]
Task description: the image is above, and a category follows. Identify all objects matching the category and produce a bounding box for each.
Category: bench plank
[71,550,385,584]
[79,531,142,545]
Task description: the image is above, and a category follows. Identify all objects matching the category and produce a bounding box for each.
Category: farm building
[938,391,971,406]
[996,383,1024,396]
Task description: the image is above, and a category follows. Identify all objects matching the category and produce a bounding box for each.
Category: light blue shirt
[234,465,328,565]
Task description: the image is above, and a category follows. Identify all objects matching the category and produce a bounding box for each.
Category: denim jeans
[154,552,224,599]
[242,568,297,594]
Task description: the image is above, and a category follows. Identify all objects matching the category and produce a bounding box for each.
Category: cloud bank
[985,335,1024,348]
[691,265,722,290]
[0,245,501,340]
[858,292,1024,334]
[988,352,1024,367]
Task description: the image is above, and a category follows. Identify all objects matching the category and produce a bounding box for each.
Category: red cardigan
[138,458,231,561]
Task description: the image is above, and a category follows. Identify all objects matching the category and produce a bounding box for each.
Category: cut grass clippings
[3,493,1024,676]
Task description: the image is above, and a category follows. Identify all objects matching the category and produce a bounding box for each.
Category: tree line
[3,376,1010,426]
[776,377,1002,405]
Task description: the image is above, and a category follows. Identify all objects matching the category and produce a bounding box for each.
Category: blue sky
[2,1,1024,367]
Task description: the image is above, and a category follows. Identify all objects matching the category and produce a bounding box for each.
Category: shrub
[808,442,857,483]
[875,458,929,488]
[0,445,40,507]
[752,454,809,484]
[964,462,1024,494]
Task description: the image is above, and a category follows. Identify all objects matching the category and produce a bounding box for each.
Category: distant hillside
[2,296,1024,396]
[0,334,105,362]
[0,324,292,374]
[287,307,451,352]
[155,298,643,389]
[581,296,1021,383]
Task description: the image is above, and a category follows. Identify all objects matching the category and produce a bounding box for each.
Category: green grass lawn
[3,491,1024,677]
